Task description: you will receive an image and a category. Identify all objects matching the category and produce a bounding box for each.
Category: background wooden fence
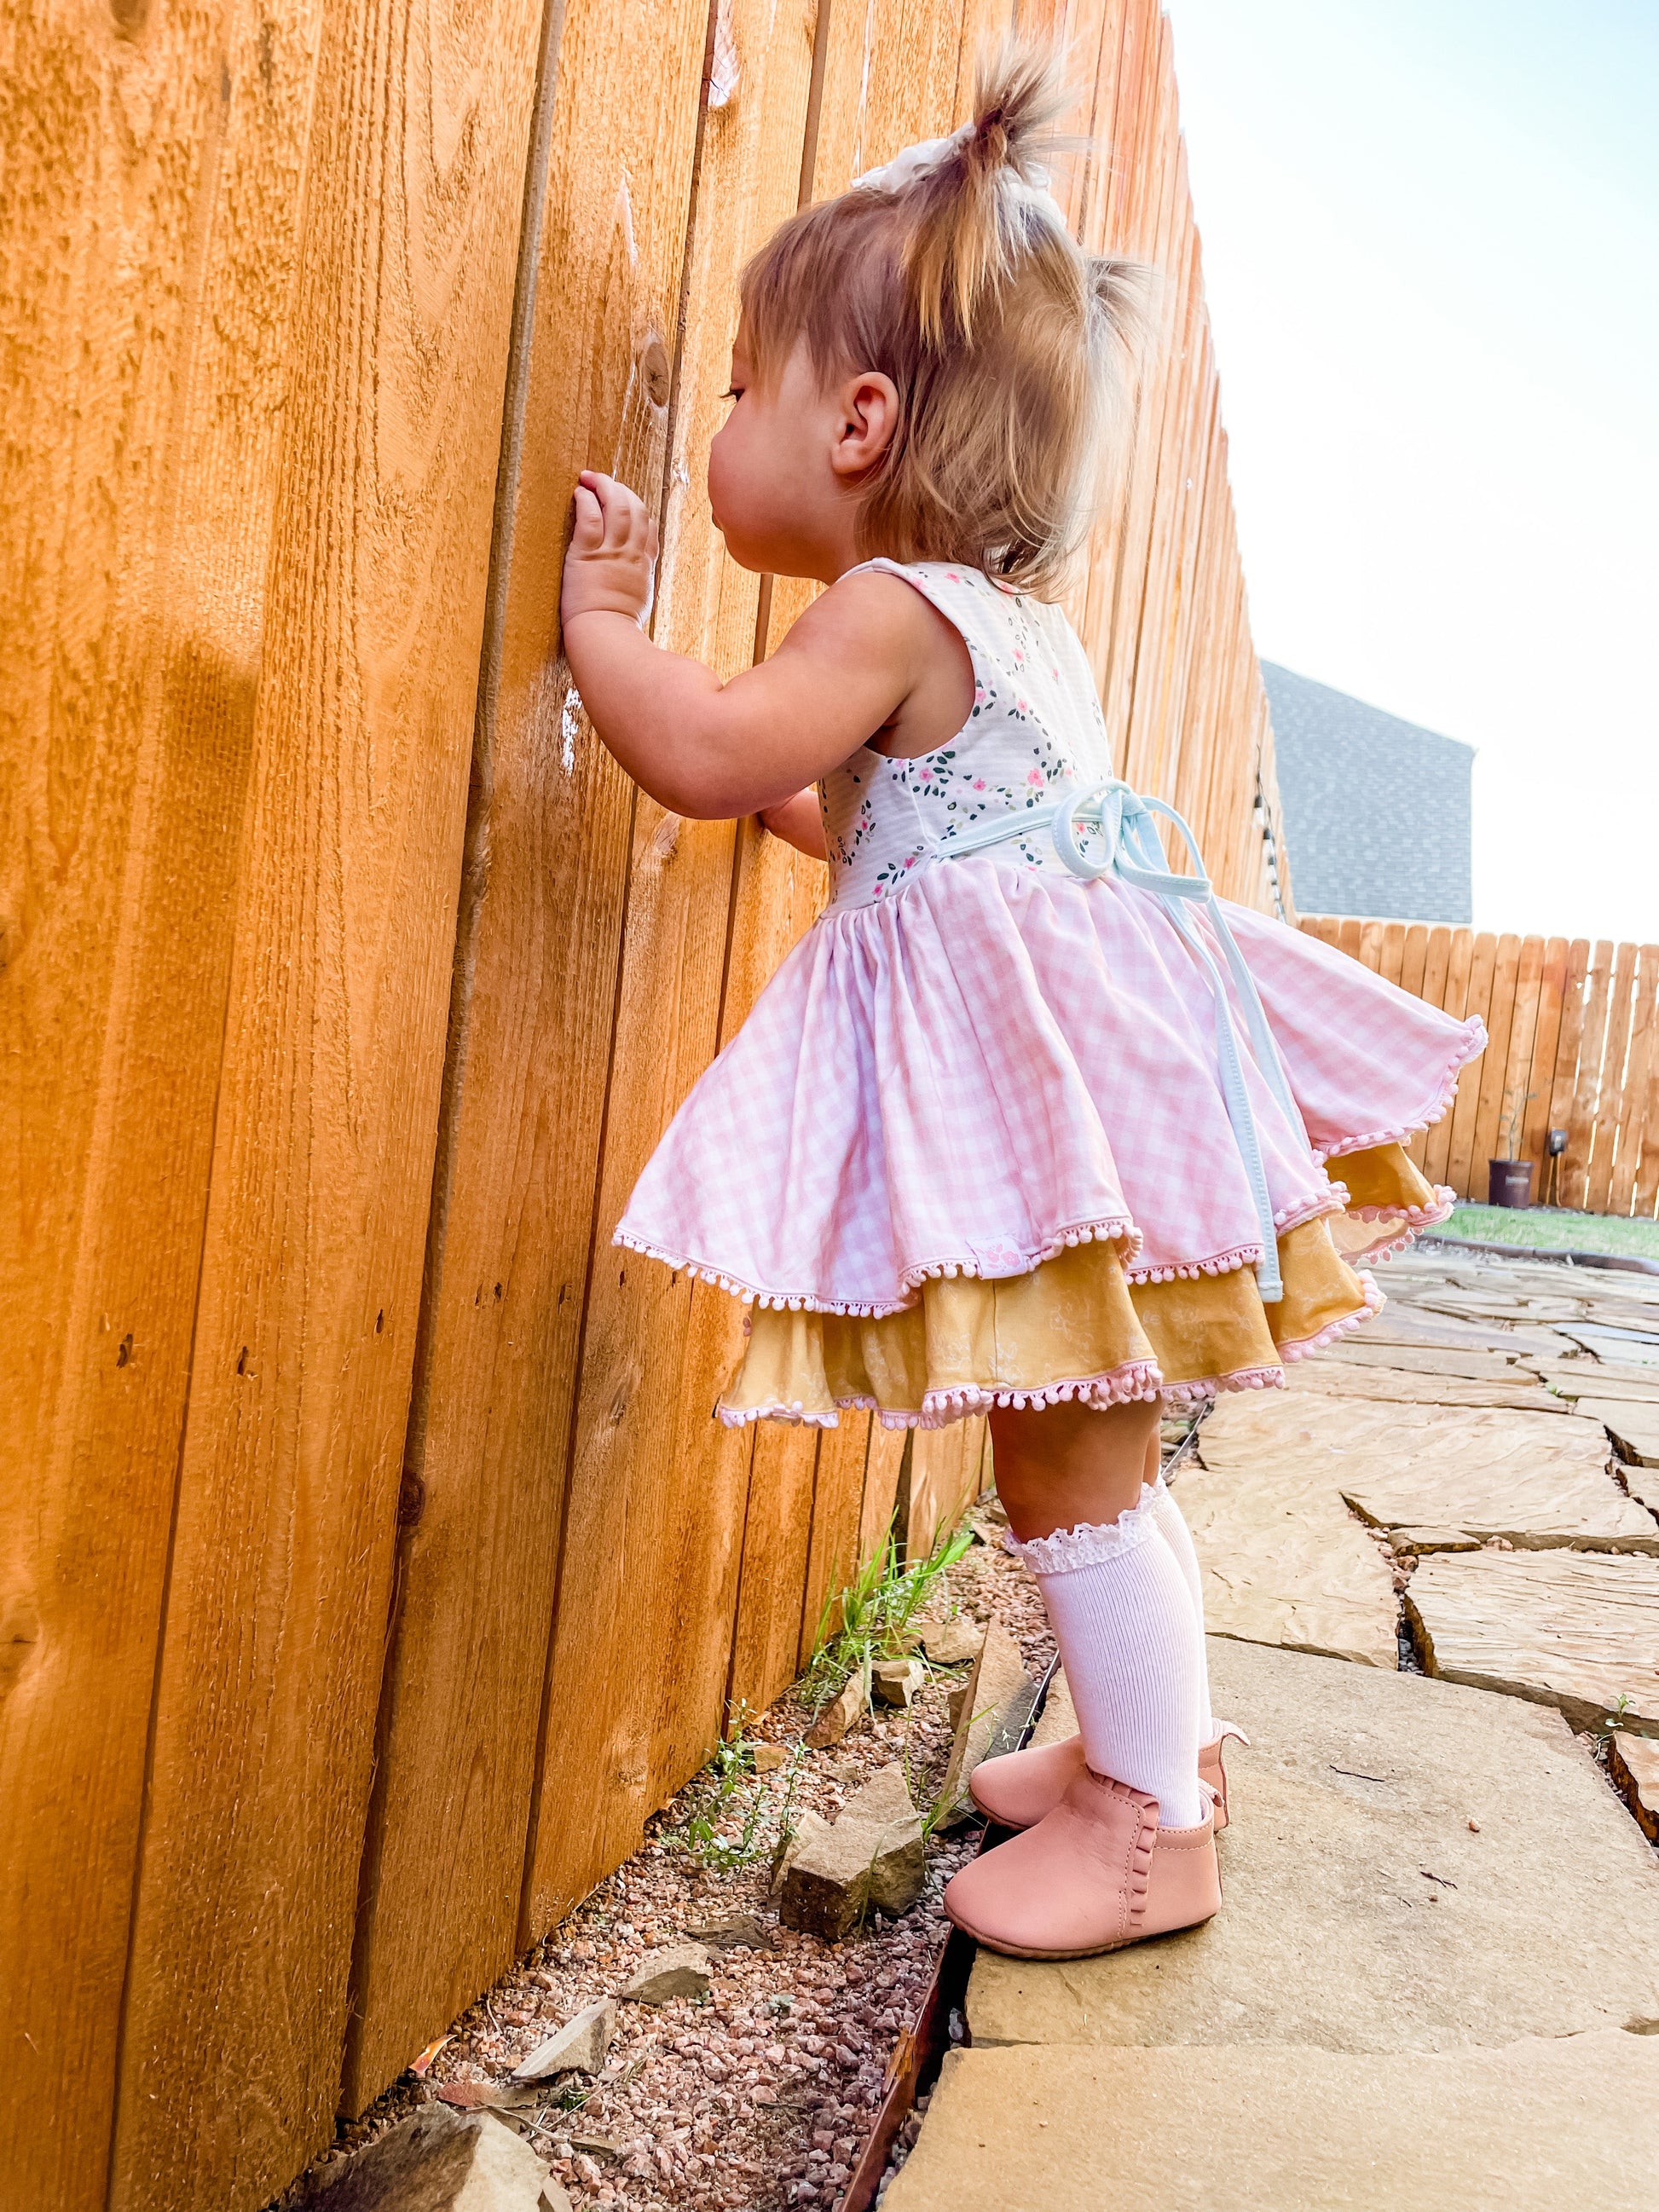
[1302,918,1659,1217]
[3,2,1283,2204]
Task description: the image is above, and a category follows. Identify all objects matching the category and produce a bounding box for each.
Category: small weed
[667,1703,808,1874]
[803,1514,977,1715]
[1598,1692,1634,1741]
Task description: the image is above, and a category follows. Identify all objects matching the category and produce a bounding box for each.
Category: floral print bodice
[818,559,1114,910]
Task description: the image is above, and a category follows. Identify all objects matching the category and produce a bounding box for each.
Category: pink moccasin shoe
[943,1766,1222,1961]
[969,1722,1247,1833]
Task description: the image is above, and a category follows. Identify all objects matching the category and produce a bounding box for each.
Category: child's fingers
[570,482,604,550]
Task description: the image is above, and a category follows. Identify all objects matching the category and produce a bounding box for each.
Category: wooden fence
[1302,918,1659,1216]
[3,2,1281,2204]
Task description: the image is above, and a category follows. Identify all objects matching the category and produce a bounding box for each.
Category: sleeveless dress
[616,560,1485,1429]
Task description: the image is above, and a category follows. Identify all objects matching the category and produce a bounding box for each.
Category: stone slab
[1407,1551,1659,1730]
[1287,1360,1566,1413]
[1527,1359,1659,1402]
[1358,1312,1571,1357]
[882,2034,1659,2212]
[1182,1404,1399,1667]
[1565,1322,1659,1364]
[1326,1342,1527,1381]
[1619,1460,1659,1515]
[1266,1395,1656,1553]
[1578,1399,1659,1465]
[967,1637,1659,2053]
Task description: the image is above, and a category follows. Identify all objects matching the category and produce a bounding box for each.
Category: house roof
[1262,661,1474,925]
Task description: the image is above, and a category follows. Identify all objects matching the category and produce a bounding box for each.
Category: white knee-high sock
[1146,1475,1215,1741]
[1009,1488,1204,1828]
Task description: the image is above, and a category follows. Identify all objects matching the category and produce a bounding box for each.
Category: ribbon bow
[945,780,1308,1302]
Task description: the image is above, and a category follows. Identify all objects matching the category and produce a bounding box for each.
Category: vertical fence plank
[1421,927,1472,1190]
[1521,938,1570,1178]
[859,1426,910,1566]
[1637,975,1659,1220]
[338,0,723,2109]
[1,9,332,2204]
[905,1419,990,1559]
[1444,934,1497,1200]
[1467,934,1522,1193]
[1494,936,1544,1170]
[107,0,551,2197]
[523,0,826,1942]
[1564,943,1616,1210]
[1587,942,1639,1215]
[730,1425,824,1718]
[798,1415,876,1669]
[1610,949,1659,1217]
[1546,939,1591,1181]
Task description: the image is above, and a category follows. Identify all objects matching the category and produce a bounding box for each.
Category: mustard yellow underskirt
[722,1142,1438,1427]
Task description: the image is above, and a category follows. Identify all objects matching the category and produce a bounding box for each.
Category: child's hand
[563,471,658,628]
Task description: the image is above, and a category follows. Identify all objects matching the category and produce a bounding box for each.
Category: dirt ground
[276,1492,1060,2212]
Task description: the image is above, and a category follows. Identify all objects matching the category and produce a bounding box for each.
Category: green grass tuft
[1437,1204,1659,1262]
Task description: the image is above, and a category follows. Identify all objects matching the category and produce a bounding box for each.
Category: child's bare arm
[759,790,830,858]
[561,473,922,819]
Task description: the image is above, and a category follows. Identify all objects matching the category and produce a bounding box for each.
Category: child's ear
[830,371,900,480]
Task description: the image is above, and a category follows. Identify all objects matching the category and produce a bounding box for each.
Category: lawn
[1437,1203,1659,1262]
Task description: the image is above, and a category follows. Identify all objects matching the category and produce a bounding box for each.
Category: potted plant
[1488,1087,1537,1207]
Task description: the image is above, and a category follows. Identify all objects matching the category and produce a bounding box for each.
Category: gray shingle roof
[1262,662,1473,924]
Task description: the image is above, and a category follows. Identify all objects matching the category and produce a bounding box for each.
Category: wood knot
[641,338,671,411]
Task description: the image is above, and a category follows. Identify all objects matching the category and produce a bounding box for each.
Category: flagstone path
[883,1247,1659,2210]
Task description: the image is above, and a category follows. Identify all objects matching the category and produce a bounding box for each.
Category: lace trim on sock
[1002,1487,1161,1576]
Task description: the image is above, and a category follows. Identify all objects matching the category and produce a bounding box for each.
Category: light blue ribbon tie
[944,779,1306,1302]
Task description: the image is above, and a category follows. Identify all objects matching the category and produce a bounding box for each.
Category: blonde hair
[738,42,1147,598]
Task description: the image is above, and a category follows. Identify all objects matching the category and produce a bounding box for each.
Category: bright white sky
[1163,0,1659,941]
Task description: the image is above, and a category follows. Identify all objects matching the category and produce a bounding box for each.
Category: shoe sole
[944,1903,1222,1961]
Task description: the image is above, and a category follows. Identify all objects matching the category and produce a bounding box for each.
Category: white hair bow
[852,121,1049,196]
[853,124,973,193]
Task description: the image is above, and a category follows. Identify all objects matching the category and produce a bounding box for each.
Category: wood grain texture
[1,8,329,2205]
[905,1419,991,1557]
[523,0,826,1938]
[337,0,722,2111]
[1587,941,1638,1215]
[1609,948,1657,1217]
[1575,938,1627,1203]
[106,0,550,2198]
[798,1413,876,1667]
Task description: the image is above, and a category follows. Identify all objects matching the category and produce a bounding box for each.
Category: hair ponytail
[737,38,1152,595]
[898,43,1071,348]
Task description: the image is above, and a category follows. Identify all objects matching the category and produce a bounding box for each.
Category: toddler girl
[560,46,1483,1961]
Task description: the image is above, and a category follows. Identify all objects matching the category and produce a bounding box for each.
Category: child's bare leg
[986,1398,1201,1825]
[988,1397,1158,1540]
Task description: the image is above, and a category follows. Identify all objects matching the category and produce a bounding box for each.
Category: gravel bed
[275,1496,1051,2212]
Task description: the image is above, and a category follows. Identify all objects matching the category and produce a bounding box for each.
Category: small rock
[318,2106,558,2210]
[936,1620,1032,1821]
[750,1741,788,1772]
[805,1675,866,1747]
[772,1810,833,1896]
[621,1943,714,2004]
[778,1764,925,1940]
[688,1914,774,1952]
[916,1618,983,1667]
[512,1998,616,2081]
[870,1657,925,1708]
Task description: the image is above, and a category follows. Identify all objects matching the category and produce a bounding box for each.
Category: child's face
[708,333,898,582]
